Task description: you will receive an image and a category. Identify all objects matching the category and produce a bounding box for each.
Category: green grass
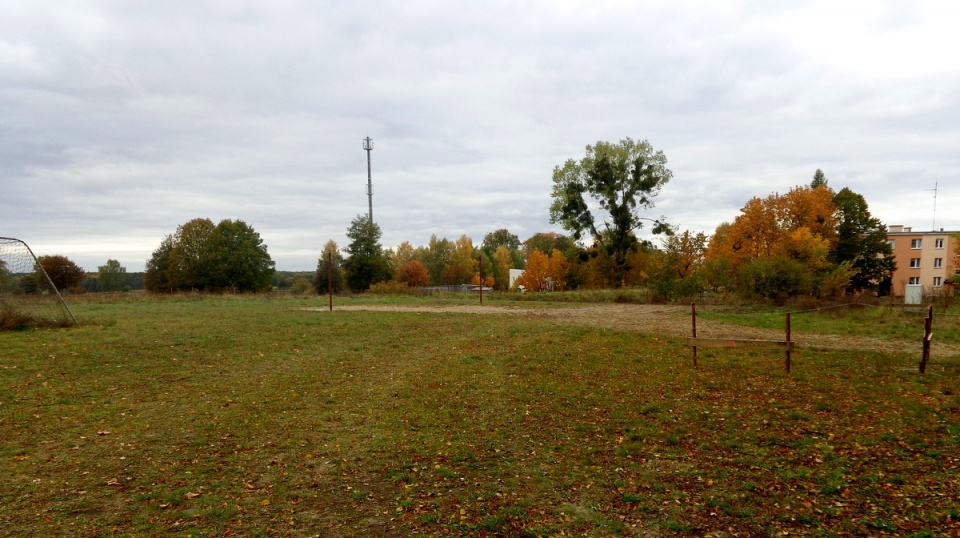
[1,294,958,536]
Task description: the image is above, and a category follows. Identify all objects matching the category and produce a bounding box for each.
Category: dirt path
[309,303,960,358]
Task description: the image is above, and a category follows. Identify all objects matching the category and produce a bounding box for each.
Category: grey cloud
[1,1,956,271]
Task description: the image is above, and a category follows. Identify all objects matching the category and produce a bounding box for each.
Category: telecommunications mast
[363,136,374,222]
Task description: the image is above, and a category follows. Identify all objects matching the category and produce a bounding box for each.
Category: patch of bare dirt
[306,303,959,358]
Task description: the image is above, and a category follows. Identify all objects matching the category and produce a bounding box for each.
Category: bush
[366,281,423,296]
[0,310,72,330]
[291,277,313,295]
[735,258,811,304]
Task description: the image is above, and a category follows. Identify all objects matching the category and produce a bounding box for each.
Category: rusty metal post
[920,305,933,374]
[785,312,792,374]
[478,254,483,305]
[327,251,333,312]
[691,303,698,368]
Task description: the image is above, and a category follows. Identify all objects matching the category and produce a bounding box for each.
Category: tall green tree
[422,235,453,285]
[315,240,345,294]
[144,218,274,292]
[830,187,896,292]
[97,259,127,292]
[202,219,275,292]
[550,138,673,283]
[481,229,521,254]
[168,218,216,290]
[343,215,391,292]
[522,232,575,262]
[144,235,175,292]
[811,168,829,188]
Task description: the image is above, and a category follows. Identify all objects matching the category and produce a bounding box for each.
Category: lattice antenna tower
[0,237,79,328]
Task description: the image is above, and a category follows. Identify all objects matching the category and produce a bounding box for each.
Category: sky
[2,0,958,272]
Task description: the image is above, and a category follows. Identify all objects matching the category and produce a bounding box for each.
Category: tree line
[12,137,955,301]
[310,139,909,302]
[0,255,141,294]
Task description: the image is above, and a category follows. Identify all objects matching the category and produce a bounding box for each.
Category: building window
[910,258,921,268]
[911,239,922,249]
[933,277,943,287]
[934,258,943,268]
[909,277,921,285]
[935,238,944,249]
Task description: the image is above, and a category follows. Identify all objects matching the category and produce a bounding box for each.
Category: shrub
[366,280,423,296]
[735,258,811,304]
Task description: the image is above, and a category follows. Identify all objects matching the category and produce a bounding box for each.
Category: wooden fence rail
[686,303,794,373]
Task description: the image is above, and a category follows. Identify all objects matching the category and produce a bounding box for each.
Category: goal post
[0,236,79,328]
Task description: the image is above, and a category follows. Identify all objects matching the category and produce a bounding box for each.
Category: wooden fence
[686,303,794,373]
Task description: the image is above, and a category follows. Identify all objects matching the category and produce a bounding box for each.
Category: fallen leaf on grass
[185,491,202,499]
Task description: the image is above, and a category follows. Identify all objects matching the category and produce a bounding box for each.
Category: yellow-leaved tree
[493,245,514,290]
[441,235,476,285]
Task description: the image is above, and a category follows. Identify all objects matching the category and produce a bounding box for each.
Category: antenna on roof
[925,181,938,231]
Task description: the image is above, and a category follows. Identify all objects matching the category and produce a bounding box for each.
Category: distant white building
[509,268,524,290]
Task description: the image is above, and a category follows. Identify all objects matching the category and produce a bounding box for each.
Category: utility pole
[363,136,374,222]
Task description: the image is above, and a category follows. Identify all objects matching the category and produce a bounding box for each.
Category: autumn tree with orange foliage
[706,185,837,270]
[703,176,896,300]
[396,260,431,288]
[515,249,569,291]
[704,184,842,299]
[547,249,571,290]
[470,274,495,287]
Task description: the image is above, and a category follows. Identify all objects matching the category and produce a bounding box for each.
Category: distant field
[1,294,958,537]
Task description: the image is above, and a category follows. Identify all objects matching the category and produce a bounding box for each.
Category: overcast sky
[2,1,958,272]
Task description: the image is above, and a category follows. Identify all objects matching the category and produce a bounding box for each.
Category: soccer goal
[0,236,79,329]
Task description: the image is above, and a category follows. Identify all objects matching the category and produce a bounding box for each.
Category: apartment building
[886,225,959,297]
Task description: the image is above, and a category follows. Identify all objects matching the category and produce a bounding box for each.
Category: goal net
[0,237,78,329]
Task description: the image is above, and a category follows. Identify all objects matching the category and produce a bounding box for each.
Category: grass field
[1,294,959,537]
